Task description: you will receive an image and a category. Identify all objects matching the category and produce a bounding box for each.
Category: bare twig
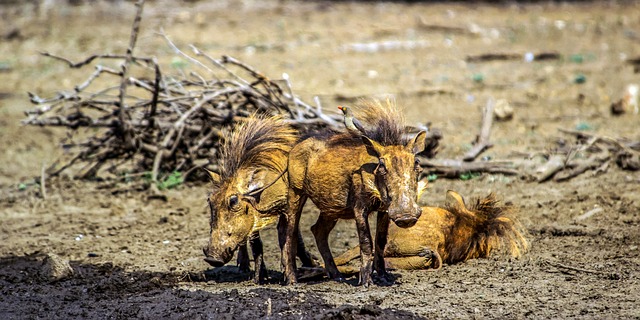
[463,98,495,161]
[420,158,518,177]
[40,162,47,200]
[117,0,145,150]
[39,51,153,68]
[543,260,614,276]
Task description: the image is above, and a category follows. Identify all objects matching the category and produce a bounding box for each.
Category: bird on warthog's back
[338,105,367,135]
[202,114,316,284]
[282,99,427,287]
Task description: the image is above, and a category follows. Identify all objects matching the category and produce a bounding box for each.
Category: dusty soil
[1,1,640,319]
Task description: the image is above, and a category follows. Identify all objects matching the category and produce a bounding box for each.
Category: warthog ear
[407,131,427,155]
[445,190,467,210]
[205,168,221,185]
[362,136,385,158]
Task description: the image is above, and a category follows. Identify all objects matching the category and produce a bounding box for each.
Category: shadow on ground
[0,253,424,319]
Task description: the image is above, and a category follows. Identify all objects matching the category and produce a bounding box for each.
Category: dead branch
[420,158,518,178]
[533,129,640,182]
[543,260,618,278]
[117,0,145,151]
[466,52,560,63]
[535,154,566,182]
[463,99,495,161]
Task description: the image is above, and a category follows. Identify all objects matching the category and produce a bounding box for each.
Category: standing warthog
[203,115,314,283]
[333,187,529,271]
[282,100,427,286]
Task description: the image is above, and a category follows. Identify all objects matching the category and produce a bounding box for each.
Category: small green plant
[157,171,183,190]
[427,174,438,182]
[170,57,188,70]
[459,171,481,181]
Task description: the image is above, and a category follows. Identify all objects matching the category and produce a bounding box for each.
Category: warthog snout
[393,215,418,228]
[390,204,422,228]
[202,246,233,267]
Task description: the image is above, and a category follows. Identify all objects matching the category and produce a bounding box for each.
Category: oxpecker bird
[337,106,367,135]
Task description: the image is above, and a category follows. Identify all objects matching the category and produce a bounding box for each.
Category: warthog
[202,115,314,283]
[333,187,529,271]
[282,100,427,286]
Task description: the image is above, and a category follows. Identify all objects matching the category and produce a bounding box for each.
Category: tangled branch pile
[22,1,343,190]
[534,129,640,182]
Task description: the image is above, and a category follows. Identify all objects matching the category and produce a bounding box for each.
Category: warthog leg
[311,215,342,281]
[278,215,317,268]
[249,235,268,284]
[353,204,374,287]
[297,230,316,268]
[236,234,268,283]
[384,248,442,270]
[237,242,250,273]
[282,189,307,285]
[373,211,392,284]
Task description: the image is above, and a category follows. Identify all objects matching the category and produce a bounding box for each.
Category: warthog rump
[203,115,314,283]
[282,99,426,286]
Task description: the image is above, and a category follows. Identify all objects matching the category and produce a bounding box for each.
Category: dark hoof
[327,273,347,283]
[373,271,395,286]
[418,247,442,269]
[253,268,269,284]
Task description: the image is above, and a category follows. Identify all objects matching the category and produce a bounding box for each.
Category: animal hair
[217,114,297,185]
[350,99,407,146]
[444,193,529,264]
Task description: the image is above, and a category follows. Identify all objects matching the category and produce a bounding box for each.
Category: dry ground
[1,1,639,319]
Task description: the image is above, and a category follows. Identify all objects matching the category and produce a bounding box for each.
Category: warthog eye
[376,158,387,176]
[228,195,239,209]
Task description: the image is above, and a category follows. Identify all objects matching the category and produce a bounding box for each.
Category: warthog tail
[444,192,529,264]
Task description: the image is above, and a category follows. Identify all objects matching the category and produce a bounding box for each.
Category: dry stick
[118,0,145,151]
[554,151,610,182]
[463,98,495,161]
[147,58,161,128]
[559,128,638,155]
[75,66,120,93]
[39,51,153,68]
[159,31,219,80]
[544,260,612,276]
[188,44,240,84]
[536,154,566,182]
[420,158,518,177]
[40,162,47,200]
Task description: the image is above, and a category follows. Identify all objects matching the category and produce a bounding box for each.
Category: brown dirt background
[1,1,639,319]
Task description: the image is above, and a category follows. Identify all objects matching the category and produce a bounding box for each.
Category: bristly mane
[351,99,407,146]
[444,193,528,263]
[218,114,297,182]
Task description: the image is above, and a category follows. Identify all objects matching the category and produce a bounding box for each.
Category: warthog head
[203,169,280,267]
[202,115,295,267]
[362,131,426,228]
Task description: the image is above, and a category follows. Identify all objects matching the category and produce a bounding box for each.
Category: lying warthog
[333,187,529,271]
[203,115,315,283]
[282,100,427,286]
